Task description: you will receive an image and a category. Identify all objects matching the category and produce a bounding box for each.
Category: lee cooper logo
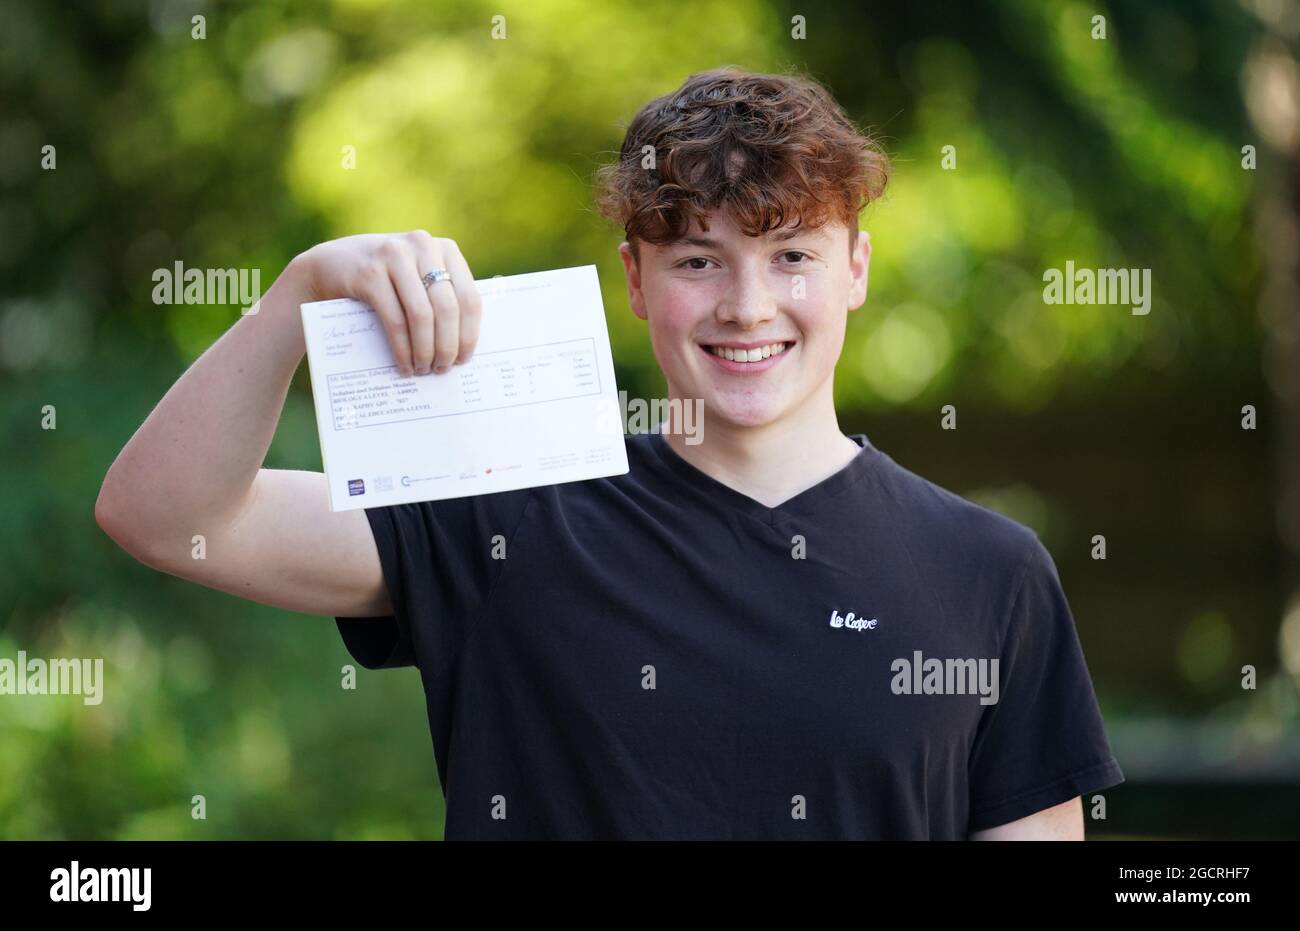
[829,609,877,631]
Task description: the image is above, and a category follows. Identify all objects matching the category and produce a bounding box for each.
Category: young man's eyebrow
[670,228,817,250]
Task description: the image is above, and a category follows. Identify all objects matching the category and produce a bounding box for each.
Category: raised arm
[94,232,481,618]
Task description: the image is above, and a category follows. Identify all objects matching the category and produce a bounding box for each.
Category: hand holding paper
[301,265,629,511]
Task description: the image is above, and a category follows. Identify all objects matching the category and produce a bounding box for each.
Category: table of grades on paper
[326,338,601,431]
[300,264,629,511]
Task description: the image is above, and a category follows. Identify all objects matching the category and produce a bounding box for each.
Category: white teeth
[709,342,789,362]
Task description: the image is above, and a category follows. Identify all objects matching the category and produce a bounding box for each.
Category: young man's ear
[847,230,871,313]
[618,240,649,321]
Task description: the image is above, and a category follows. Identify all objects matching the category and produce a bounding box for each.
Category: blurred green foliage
[0,0,1293,837]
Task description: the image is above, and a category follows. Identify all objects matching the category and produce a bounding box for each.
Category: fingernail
[434,364,448,374]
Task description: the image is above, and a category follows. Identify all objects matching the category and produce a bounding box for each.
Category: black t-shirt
[336,431,1123,839]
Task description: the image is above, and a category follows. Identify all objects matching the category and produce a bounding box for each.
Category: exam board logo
[348,478,365,496]
[50,861,152,912]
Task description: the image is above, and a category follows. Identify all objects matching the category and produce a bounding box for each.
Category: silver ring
[422,269,451,288]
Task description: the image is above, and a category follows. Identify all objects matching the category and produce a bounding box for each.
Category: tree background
[1,0,1297,837]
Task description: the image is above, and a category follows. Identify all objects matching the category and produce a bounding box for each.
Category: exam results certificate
[300,265,630,511]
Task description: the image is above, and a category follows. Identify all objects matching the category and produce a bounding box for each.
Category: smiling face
[619,209,872,432]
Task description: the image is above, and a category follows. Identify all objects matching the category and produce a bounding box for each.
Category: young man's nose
[714,270,780,327]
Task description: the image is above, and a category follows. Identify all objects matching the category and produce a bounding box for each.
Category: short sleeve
[335,490,533,672]
[966,538,1124,833]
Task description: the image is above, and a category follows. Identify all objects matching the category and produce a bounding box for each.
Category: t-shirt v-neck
[645,429,882,526]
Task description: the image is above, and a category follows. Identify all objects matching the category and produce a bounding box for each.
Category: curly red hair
[594,66,891,263]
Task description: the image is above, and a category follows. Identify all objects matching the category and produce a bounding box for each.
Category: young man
[96,67,1123,840]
